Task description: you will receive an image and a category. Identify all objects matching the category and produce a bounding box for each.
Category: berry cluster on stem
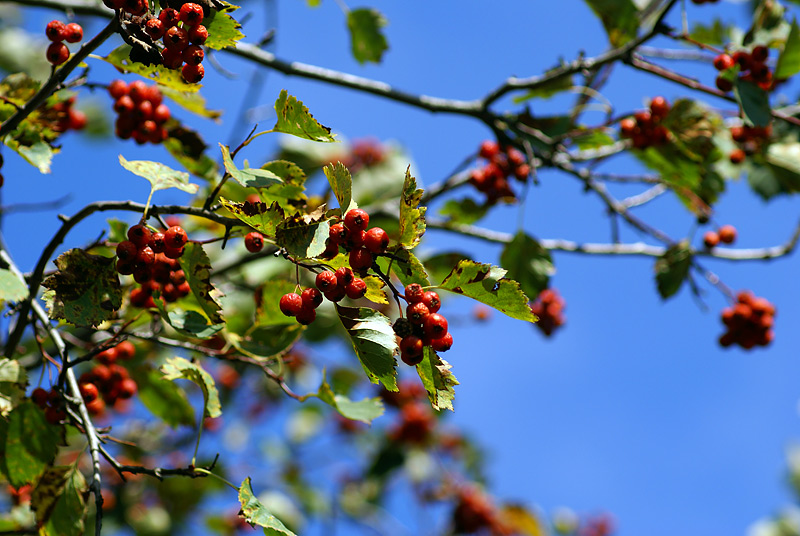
[728,123,772,164]
[719,291,775,349]
[153,4,207,82]
[703,224,736,248]
[714,46,774,93]
[619,96,671,149]
[109,79,171,144]
[392,283,452,366]
[50,95,87,132]
[45,20,83,66]
[530,288,566,337]
[468,140,528,204]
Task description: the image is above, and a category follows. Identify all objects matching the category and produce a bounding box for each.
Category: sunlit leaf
[335,304,398,391]
[270,90,336,142]
[416,347,458,412]
[1,401,60,486]
[583,0,639,47]
[500,232,555,300]
[119,155,199,194]
[275,212,330,259]
[0,268,27,303]
[221,144,283,188]
[161,356,221,418]
[398,167,426,249]
[238,477,297,535]
[734,79,772,128]
[178,242,225,325]
[34,465,86,536]
[220,198,285,239]
[347,8,389,64]
[203,2,245,50]
[307,371,384,423]
[100,45,199,92]
[130,365,196,428]
[323,162,357,213]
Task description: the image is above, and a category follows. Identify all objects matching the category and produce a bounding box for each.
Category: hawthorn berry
[713,53,734,71]
[296,306,317,325]
[400,336,424,366]
[301,288,323,308]
[45,20,66,41]
[344,278,367,299]
[404,283,425,304]
[128,223,151,247]
[431,332,453,352]
[162,47,183,70]
[182,63,205,84]
[148,232,166,253]
[423,313,448,339]
[182,45,204,66]
[164,26,189,50]
[364,227,389,254]
[159,7,181,27]
[752,45,769,62]
[116,260,135,275]
[422,291,441,313]
[344,208,369,232]
[46,42,69,65]
[79,382,99,403]
[479,140,500,160]
[245,231,264,253]
[145,18,166,39]
[116,340,136,360]
[349,248,373,271]
[189,24,208,45]
[407,302,430,324]
[329,222,347,245]
[163,245,185,260]
[316,270,338,291]
[180,3,205,25]
[164,225,188,248]
[718,224,737,244]
[116,240,138,261]
[118,378,138,399]
[279,293,303,317]
[31,387,48,407]
[335,267,355,288]
[135,246,155,266]
[324,285,347,302]
[649,96,670,119]
[703,231,720,248]
[729,148,746,164]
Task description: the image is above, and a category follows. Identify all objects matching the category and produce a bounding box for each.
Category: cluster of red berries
[468,140,528,204]
[452,485,510,536]
[703,224,736,248]
[336,138,387,173]
[392,283,452,366]
[116,224,191,307]
[714,46,773,92]
[279,287,323,325]
[45,20,83,66]
[50,96,87,133]
[719,291,775,349]
[74,342,138,416]
[619,96,671,149]
[146,4,207,83]
[380,380,436,443]
[728,123,772,164]
[31,386,68,425]
[321,208,390,265]
[530,288,566,337]
[108,79,171,144]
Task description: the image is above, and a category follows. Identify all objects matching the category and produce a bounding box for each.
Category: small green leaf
[4,138,54,174]
[437,259,536,322]
[178,242,225,325]
[573,130,616,150]
[654,241,692,299]
[398,167,426,249]
[160,356,221,418]
[439,198,488,225]
[160,86,222,120]
[416,347,458,412]
[130,365,195,428]
[347,8,389,64]
[257,161,308,210]
[0,358,27,417]
[238,477,297,535]
[0,268,27,303]
[377,246,430,287]
[41,249,122,327]
[323,162,357,213]
[230,325,304,360]
[335,304,398,391]
[221,144,283,188]
[500,232,555,300]
[156,301,225,339]
[220,198,285,239]
[1,401,60,486]
[33,465,86,536]
[100,45,199,92]
[275,212,330,259]
[309,371,384,424]
[203,3,245,50]
[163,126,220,181]
[734,79,772,128]
[583,0,639,47]
[777,19,800,79]
[271,90,336,142]
[120,154,198,194]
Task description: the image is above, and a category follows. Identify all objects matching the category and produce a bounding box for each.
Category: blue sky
[4,0,800,534]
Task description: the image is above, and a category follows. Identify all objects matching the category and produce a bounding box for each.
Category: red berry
[430,332,453,352]
[97,347,118,364]
[364,227,389,254]
[335,267,355,288]
[159,7,181,27]
[114,95,135,114]
[752,45,769,62]
[64,22,83,43]
[163,245,184,259]
[344,278,367,299]
[31,387,48,407]
[116,341,136,360]
[244,231,264,252]
[729,148,746,164]
[649,96,669,119]
[188,24,208,45]
[182,63,205,84]
[108,79,128,99]
[153,103,171,124]
[407,302,430,324]
[79,382,99,403]
[164,225,188,248]
[135,246,155,266]
[149,232,166,253]
[116,260,135,275]
[405,283,425,303]
[423,313,448,339]
[349,248,373,271]
[733,51,752,69]
[44,406,65,425]
[145,18,166,39]
[116,240,138,261]
[128,80,148,103]
[714,53,734,71]
[68,109,87,130]
[180,2,205,26]
[324,285,347,302]
[295,305,316,325]
[127,223,151,247]
[46,42,69,65]
[301,288,323,308]
[703,231,720,248]
[170,269,186,286]
[279,293,303,317]
[479,140,500,160]
[344,229,366,250]
[118,378,138,399]
[316,271,338,291]
[400,336,424,366]
[718,224,737,244]
[162,47,183,70]
[715,76,733,93]
[344,208,369,232]
[182,45,204,66]
[45,20,66,41]
[164,25,189,50]
[421,291,441,313]
[329,222,347,245]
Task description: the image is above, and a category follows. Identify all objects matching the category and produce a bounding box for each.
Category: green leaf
[178,242,225,325]
[689,18,732,45]
[41,249,122,327]
[257,161,308,210]
[99,45,200,92]
[255,280,302,326]
[130,365,196,428]
[420,251,472,285]
[230,325,304,360]
[0,268,27,303]
[416,347,458,412]
[777,19,800,79]
[156,301,224,339]
[238,477,297,535]
[743,0,790,46]
[220,198,285,239]
[119,155,199,194]
[1,401,60,486]
[160,86,222,120]
[4,138,54,174]
[163,125,220,181]
[734,79,772,128]
[160,356,221,419]
[33,465,86,536]
[271,90,336,142]
[335,304,398,391]
[0,358,27,417]
[398,167,426,249]
[500,232,555,300]
[746,144,800,199]
[573,130,616,150]
[323,162,357,213]
[308,371,384,424]
[377,246,430,287]
[275,211,331,259]
[437,259,536,322]
[221,144,283,188]
[654,241,692,299]
[583,0,639,47]
[511,66,573,103]
[202,3,245,50]
[439,198,487,225]
[107,218,128,244]
[347,8,389,64]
